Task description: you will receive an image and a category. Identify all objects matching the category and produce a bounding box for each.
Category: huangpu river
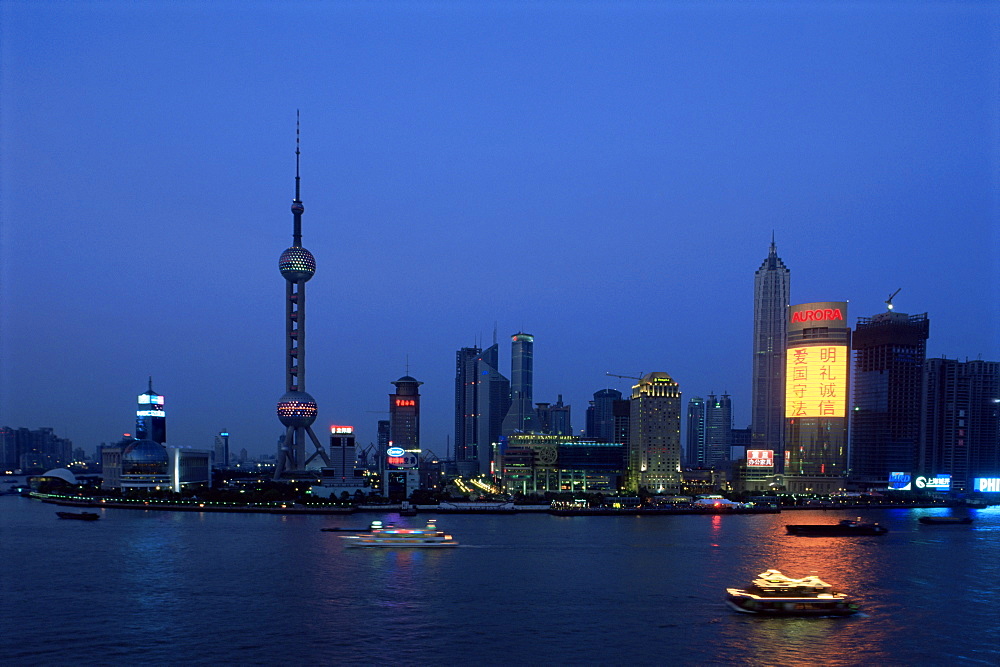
[3,496,999,666]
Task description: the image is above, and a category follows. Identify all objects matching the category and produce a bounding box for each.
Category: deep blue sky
[2,1,997,458]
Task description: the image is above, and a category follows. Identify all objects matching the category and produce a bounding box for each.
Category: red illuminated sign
[330,425,354,434]
[791,308,844,323]
[394,399,416,407]
[747,450,774,467]
[387,456,406,466]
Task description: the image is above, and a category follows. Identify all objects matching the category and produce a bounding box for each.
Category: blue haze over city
[2,1,998,457]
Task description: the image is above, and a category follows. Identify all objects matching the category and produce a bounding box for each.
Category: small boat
[918,516,973,525]
[56,511,100,521]
[786,518,888,536]
[726,569,860,616]
[320,527,368,532]
[342,519,459,548]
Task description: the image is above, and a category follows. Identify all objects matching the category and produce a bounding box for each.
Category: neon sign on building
[785,345,848,418]
[746,450,774,467]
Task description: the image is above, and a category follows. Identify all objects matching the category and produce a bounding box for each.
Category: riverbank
[30,493,961,516]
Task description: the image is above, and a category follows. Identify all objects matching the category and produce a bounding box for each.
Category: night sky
[2,1,997,458]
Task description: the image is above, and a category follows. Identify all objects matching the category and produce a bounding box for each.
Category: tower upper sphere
[277,390,318,427]
[279,246,316,282]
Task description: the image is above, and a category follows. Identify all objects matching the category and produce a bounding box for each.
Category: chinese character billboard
[785,344,848,418]
[746,450,774,467]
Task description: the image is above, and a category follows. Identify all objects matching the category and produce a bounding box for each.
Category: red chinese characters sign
[785,345,848,418]
[746,450,774,467]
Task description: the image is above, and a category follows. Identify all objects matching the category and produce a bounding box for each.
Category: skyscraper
[784,301,851,494]
[502,332,538,435]
[454,342,511,476]
[535,395,571,435]
[214,430,230,468]
[686,396,706,466]
[274,118,331,479]
[135,378,166,444]
[627,372,682,493]
[591,389,623,442]
[752,237,790,464]
[922,358,1000,492]
[850,309,929,487]
[705,393,733,468]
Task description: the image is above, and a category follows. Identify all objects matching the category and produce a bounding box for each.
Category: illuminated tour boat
[342,520,459,548]
[726,570,860,616]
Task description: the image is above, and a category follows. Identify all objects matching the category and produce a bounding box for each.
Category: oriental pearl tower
[274,114,331,479]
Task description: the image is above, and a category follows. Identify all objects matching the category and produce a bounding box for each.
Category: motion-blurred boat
[56,511,100,521]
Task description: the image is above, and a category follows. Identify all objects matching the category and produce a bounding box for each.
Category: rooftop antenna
[493,321,498,346]
[885,288,901,311]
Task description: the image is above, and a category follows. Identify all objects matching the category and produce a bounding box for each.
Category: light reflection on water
[3,499,1000,665]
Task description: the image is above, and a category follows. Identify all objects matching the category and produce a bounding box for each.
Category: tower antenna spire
[292,110,303,247]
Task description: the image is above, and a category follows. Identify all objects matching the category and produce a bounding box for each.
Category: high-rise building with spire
[274,115,331,479]
[502,333,538,435]
[752,237,790,466]
[455,341,511,477]
[136,377,166,444]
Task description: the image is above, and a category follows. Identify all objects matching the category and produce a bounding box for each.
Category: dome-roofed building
[30,467,78,492]
[120,439,171,490]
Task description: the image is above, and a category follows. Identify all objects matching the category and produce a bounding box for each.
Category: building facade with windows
[627,372,682,494]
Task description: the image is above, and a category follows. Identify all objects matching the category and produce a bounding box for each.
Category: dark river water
[3,496,999,666]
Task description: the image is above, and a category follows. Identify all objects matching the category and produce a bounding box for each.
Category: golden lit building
[784,301,850,494]
[627,372,682,494]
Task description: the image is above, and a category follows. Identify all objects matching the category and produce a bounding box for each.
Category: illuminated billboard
[785,344,848,418]
[788,301,849,333]
[974,478,1000,493]
[138,394,164,405]
[746,450,774,467]
[888,472,912,490]
[915,475,951,491]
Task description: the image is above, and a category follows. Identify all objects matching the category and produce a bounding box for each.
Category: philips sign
[975,478,1000,493]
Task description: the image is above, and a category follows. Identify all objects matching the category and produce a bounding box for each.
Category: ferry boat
[918,516,972,525]
[56,511,100,521]
[726,569,860,616]
[786,518,888,536]
[342,520,459,548]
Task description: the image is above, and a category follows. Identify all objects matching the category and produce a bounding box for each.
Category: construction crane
[885,288,901,311]
[606,372,642,381]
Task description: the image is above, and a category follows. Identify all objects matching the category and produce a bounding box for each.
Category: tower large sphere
[279,246,316,282]
[277,390,318,427]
